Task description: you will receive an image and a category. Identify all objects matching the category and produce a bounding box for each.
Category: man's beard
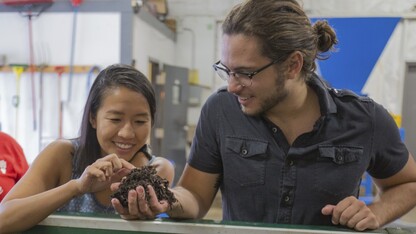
[242,74,288,116]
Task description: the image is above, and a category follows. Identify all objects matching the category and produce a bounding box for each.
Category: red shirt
[0,132,29,201]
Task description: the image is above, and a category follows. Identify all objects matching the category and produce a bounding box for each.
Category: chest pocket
[313,145,364,197]
[318,145,362,164]
[223,137,268,187]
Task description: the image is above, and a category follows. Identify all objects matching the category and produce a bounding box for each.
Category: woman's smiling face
[90,86,151,161]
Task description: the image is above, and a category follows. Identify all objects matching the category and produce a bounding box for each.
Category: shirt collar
[308,73,337,115]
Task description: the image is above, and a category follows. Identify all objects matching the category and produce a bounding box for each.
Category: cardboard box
[146,0,168,16]
[164,18,176,32]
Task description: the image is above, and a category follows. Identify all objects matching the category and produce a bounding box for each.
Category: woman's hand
[74,154,135,195]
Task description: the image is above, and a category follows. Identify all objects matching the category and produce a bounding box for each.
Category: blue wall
[312,17,400,95]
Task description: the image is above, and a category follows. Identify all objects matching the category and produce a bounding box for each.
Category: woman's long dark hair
[73,64,156,177]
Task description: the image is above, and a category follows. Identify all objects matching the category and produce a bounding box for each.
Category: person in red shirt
[0,131,29,201]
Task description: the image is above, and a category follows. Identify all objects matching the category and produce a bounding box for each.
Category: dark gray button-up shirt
[188,74,408,226]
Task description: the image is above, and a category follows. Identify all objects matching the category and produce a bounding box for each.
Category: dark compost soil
[111,166,177,208]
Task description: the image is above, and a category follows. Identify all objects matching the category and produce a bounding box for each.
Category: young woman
[0,64,174,233]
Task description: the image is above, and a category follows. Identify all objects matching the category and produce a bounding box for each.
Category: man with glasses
[112,0,416,231]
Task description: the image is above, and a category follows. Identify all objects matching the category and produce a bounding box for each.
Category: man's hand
[111,184,171,220]
[321,196,380,231]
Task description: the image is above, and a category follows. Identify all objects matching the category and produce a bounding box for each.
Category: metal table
[23,213,415,234]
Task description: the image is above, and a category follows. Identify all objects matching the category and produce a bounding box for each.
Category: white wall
[363,19,416,116]
[132,14,176,74]
[174,16,216,88]
[0,12,120,66]
[0,12,121,163]
[171,16,219,125]
[301,0,416,16]
[168,0,416,17]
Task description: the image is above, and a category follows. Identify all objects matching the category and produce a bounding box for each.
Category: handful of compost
[111,165,176,208]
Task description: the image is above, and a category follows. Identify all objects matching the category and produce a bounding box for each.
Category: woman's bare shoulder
[38,139,74,161]
[151,156,175,185]
[30,139,75,180]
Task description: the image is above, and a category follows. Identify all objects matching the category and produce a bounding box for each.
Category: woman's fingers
[120,158,136,170]
[110,182,121,192]
[78,154,135,193]
[92,154,135,180]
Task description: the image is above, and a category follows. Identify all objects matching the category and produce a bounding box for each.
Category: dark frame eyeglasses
[212,60,277,87]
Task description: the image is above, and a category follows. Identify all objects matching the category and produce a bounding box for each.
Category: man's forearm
[369,182,416,226]
[167,187,207,219]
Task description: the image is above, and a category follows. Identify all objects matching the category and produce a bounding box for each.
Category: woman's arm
[0,140,79,233]
[151,157,175,186]
[0,140,134,233]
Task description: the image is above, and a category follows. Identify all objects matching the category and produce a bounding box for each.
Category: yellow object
[12,66,25,77]
[164,19,177,32]
[189,69,199,85]
[11,65,27,138]
[11,65,26,107]
[390,113,402,128]
[147,0,168,15]
[2,65,98,73]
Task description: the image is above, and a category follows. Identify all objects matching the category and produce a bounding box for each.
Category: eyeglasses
[213,60,277,87]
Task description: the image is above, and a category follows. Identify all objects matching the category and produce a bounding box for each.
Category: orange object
[55,66,65,139]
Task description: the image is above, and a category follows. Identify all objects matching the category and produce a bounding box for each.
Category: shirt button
[337,155,343,161]
[272,128,277,133]
[241,149,248,155]
[284,196,290,202]
[288,160,294,166]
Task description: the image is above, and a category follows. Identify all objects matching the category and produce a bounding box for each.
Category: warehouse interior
[1,0,416,232]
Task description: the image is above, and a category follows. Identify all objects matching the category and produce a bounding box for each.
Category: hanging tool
[1,0,53,5]
[1,1,53,14]
[38,63,47,151]
[1,1,54,131]
[0,55,6,67]
[85,65,101,96]
[27,11,37,130]
[67,0,83,103]
[37,43,49,152]
[10,64,27,138]
[55,66,65,139]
